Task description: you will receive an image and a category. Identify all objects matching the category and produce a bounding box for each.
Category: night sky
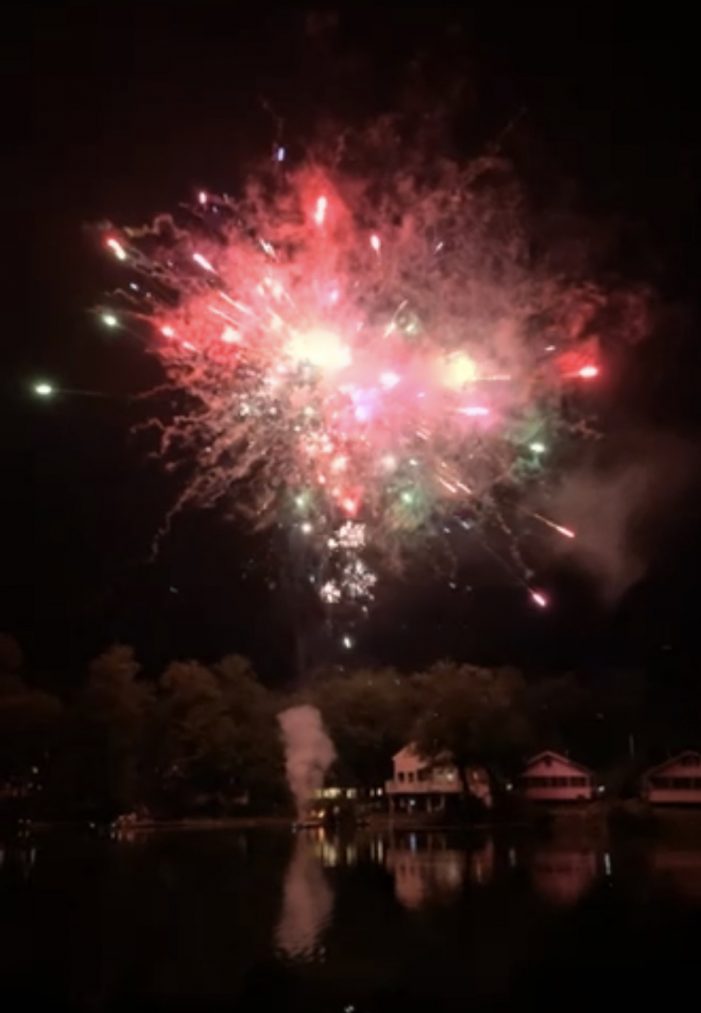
[8,6,701,687]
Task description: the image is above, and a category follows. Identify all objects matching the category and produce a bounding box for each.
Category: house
[385,743,491,813]
[642,751,701,805]
[518,751,595,802]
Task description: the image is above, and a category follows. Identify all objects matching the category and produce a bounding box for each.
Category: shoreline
[6,803,701,840]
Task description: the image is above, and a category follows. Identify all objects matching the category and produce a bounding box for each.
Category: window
[398,771,405,783]
[407,771,415,783]
[522,776,550,788]
[418,769,428,781]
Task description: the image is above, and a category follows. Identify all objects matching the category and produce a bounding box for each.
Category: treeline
[0,633,698,820]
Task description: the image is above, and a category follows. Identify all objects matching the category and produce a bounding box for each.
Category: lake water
[3,825,701,1011]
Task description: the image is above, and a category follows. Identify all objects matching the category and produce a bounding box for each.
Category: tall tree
[413,663,532,786]
[0,679,63,787]
[58,645,153,818]
[310,667,420,785]
[156,656,284,814]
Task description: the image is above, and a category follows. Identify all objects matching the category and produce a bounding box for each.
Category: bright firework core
[100,143,618,618]
[285,328,352,373]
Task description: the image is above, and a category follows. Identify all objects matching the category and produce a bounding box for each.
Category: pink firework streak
[100,150,617,612]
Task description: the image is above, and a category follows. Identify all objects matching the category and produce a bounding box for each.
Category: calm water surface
[2,825,701,1011]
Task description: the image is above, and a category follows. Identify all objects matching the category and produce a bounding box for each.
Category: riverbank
[369,802,701,842]
[7,803,701,842]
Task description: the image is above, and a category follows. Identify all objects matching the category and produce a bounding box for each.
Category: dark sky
[7,5,701,686]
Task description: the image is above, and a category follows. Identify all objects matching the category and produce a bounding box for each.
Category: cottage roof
[522,750,593,776]
[392,743,455,766]
[644,750,701,778]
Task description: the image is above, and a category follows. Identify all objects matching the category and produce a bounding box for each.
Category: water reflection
[648,847,701,903]
[0,842,37,879]
[309,831,359,869]
[468,836,495,886]
[529,846,598,907]
[384,833,493,909]
[275,833,335,961]
[387,845,465,909]
[3,824,701,1010]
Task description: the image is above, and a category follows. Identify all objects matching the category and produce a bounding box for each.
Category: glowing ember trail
[98,138,624,621]
[105,237,127,261]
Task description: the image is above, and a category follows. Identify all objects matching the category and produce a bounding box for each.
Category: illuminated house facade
[518,751,594,802]
[642,751,701,805]
[385,744,491,812]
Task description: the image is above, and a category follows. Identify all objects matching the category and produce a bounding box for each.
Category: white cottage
[642,751,701,805]
[518,750,594,802]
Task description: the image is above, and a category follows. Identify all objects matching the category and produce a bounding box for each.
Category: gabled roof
[392,743,420,761]
[522,750,593,775]
[392,742,454,765]
[645,750,701,777]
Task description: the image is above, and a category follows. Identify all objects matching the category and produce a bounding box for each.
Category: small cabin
[518,751,594,802]
[642,751,701,806]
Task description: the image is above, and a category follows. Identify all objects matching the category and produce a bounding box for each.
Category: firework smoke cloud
[278,704,336,819]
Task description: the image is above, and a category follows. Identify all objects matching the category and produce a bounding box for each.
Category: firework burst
[99,137,613,620]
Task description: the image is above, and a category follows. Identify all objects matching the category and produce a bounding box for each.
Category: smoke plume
[545,434,693,600]
[278,705,336,819]
[275,836,334,959]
